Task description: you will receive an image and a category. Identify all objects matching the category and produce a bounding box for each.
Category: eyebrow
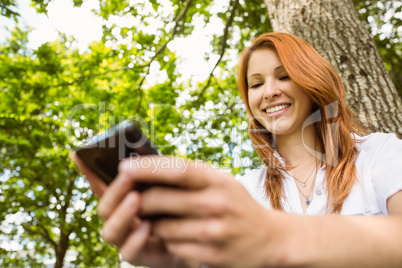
[247,65,285,79]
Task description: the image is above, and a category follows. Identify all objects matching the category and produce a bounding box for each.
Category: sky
[0,0,102,49]
[0,0,228,83]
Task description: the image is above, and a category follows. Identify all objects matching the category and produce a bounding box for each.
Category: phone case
[75,120,159,186]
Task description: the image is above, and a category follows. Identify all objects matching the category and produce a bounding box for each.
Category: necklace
[292,163,318,206]
[292,164,316,187]
[295,179,315,205]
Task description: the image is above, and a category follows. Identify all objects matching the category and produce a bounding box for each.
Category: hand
[69,151,107,197]
[70,152,198,268]
[113,156,286,268]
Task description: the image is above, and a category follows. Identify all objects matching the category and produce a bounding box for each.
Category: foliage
[0,0,83,20]
[0,27,123,267]
[0,0,400,266]
[354,0,402,97]
[0,0,20,21]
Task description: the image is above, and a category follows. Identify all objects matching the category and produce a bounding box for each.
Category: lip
[262,103,291,118]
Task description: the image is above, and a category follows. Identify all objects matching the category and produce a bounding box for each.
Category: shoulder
[238,166,271,209]
[355,131,401,146]
[354,132,402,158]
[353,132,402,214]
[354,132,402,179]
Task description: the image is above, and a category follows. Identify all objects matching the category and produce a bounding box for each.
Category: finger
[102,192,141,247]
[97,170,138,220]
[119,221,151,264]
[141,187,214,218]
[70,151,107,197]
[153,218,228,244]
[118,156,213,189]
[165,241,220,266]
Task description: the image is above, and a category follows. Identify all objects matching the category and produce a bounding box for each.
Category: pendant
[306,199,311,205]
[302,182,306,187]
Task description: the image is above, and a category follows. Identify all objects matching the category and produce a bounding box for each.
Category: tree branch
[0,3,20,20]
[60,177,75,223]
[53,0,194,113]
[134,0,195,113]
[53,64,148,88]
[38,221,57,247]
[197,0,239,99]
[52,0,194,89]
[67,195,92,234]
[25,211,58,249]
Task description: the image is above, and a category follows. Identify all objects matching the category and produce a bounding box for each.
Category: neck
[274,125,318,167]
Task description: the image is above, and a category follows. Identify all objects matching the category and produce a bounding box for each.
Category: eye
[250,82,263,89]
[279,74,290,81]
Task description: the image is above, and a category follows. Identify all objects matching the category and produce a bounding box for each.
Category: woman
[72,32,402,267]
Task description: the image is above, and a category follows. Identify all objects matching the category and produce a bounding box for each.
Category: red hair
[237,32,365,213]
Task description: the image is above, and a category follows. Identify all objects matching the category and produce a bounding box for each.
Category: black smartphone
[74,119,159,191]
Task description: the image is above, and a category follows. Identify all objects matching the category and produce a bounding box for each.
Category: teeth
[265,104,290,114]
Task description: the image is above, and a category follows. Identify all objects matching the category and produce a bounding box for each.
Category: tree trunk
[54,232,70,268]
[264,0,402,136]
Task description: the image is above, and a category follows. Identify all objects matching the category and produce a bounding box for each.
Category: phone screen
[75,120,158,186]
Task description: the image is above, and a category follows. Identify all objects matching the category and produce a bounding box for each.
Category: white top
[239,133,402,215]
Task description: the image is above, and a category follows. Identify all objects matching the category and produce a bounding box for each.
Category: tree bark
[54,232,69,268]
[264,0,402,136]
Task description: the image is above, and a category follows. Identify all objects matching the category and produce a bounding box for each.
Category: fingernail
[124,194,135,208]
[137,221,150,237]
[119,157,138,173]
[115,172,133,189]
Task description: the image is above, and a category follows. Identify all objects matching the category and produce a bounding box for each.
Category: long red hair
[237,32,365,213]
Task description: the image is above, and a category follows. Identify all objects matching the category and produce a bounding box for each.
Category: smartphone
[74,119,159,192]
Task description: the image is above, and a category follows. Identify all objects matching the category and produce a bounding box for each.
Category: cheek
[247,92,259,111]
[296,96,313,120]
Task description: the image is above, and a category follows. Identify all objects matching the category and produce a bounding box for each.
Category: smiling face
[247,49,313,138]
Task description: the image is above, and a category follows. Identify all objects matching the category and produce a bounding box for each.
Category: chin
[268,130,290,137]
[264,121,293,136]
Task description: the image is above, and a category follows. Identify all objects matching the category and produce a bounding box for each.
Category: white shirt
[239,133,402,216]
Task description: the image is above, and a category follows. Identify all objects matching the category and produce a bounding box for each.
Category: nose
[263,81,282,99]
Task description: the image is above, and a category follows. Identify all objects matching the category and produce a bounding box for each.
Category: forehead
[247,48,282,76]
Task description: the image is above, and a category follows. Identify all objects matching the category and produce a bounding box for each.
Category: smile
[265,104,291,114]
